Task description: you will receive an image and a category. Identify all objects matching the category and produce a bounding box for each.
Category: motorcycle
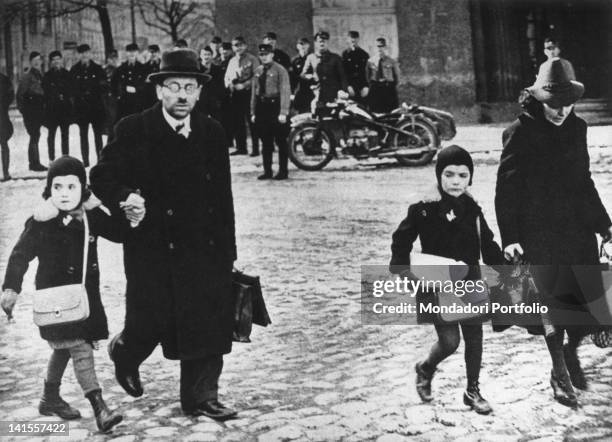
[288,98,456,171]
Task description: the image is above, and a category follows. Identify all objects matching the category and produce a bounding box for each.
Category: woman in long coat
[495,59,612,408]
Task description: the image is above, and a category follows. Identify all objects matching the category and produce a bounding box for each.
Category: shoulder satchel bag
[436,215,491,323]
[32,213,91,327]
[232,269,271,343]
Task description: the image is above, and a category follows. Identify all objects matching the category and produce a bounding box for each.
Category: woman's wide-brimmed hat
[527,58,584,107]
[147,49,211,84]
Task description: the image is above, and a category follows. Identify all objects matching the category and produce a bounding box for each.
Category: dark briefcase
[232,269,271,343]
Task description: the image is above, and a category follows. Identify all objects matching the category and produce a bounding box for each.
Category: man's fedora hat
[527,58,584,107]
[147,49,211,84]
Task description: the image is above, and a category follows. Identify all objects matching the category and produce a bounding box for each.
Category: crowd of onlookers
[0,30,401,181]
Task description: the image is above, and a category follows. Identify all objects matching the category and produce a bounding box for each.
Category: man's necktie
[259,65,269,96]
[377,58,384,81]
[175,123,187,138]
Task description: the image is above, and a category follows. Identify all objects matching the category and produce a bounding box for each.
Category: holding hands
[120,190,146,227]
[503,243,524,263]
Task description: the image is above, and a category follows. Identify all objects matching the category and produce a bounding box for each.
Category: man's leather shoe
[187,400,237,421]
[249,152,260,157]
[274,172,288,180]
[30,164,48,172]
[230,150,247,156]
[257,173,272,180]
[107,334,143,397]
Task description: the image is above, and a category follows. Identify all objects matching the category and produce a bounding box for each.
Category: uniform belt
[257,96,280,103]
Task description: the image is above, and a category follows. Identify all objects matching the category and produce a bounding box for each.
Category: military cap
[258,44,273,55]
[76,44,91,53]
[314,31,330,41]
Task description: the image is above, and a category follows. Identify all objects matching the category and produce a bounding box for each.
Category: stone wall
[214,0,313,54]
[395,0,478,120]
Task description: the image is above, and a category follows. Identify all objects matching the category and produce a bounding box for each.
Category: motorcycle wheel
[288,123,335,171]
[392,117,440,167]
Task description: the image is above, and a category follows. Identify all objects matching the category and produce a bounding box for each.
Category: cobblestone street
[1,122,612,441]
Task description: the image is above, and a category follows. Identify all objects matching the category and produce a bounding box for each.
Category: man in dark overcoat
[302,31,348,107]
[111,43,146,122]
[17,51,47,171]
[43,51,72,160]
[341,31,370,104]
[90,49,238,420]
[70,44,107,166]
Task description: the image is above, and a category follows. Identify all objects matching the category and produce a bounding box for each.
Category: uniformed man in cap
[90,48,238,421]
[70,43,107,166]
[366,37,400,113]
[196,45,224,120]
[112,43,146,121]
[42,50,72,159]
[103,49,119,134]
[143,44,162,109]
[251,44,291,180]
[263,32,291,70]
[342,31,370,104]
[290,37,315,114]
[17,51,47,171]
[224,36,260,156]
[301,31,348,108]
[210,36,223,65]
[218,42,235,148]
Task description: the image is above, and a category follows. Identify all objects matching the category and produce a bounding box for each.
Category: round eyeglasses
[163,82,199,94]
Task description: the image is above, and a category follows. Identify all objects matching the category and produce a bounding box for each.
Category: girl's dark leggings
[422,323,483,385]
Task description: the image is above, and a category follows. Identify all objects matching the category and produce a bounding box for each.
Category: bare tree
[2,0,116,57]
[136,0,212,43]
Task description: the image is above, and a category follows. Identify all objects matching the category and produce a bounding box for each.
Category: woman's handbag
[32,213,90,327]
[435,215,491,323]
[232,269,271,343]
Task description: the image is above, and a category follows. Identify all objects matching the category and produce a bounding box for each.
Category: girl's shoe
[463,382,493,415]
[415,362,434,402]
[550,369,578,409]
[85,389,123,433]
[39,381,81,420]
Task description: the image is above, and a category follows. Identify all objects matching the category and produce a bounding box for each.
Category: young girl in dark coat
[0,156,125,433]
[390,145,506,415]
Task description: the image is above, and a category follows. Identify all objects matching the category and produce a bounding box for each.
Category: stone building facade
[216,0,611,122]
[2,0,610,123]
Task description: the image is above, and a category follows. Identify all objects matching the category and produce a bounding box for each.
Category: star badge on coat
[446,209,456,222]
